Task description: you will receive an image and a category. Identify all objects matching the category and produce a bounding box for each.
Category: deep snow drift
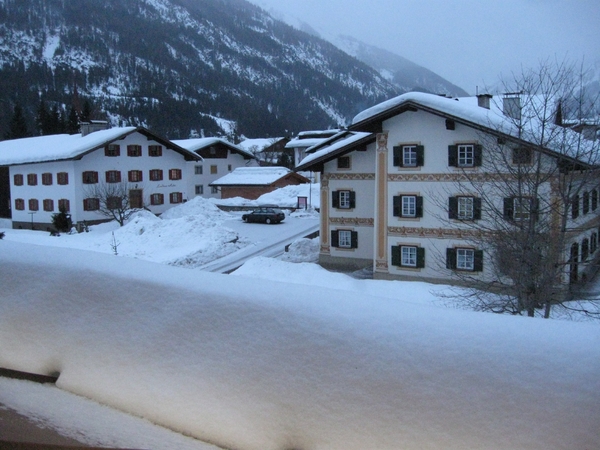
[1,241,599,450]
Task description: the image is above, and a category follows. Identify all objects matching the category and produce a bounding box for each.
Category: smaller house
[238,137,290,166]
[210,166,309,200]
[172,137,258,199]
[286,129,341,168]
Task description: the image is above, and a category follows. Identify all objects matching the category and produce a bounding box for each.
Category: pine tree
[5,104,29,139]
[66,105,79,134]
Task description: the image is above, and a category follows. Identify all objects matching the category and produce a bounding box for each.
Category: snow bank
[1,241,599,450]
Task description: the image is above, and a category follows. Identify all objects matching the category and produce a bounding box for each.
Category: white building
[172,137,258,199]
[296,92,600,287]
[0,126,200,229]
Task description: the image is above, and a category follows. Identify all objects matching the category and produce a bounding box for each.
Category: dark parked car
[242,207,285,224]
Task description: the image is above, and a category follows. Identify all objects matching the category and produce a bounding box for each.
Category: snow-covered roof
[172,137,256,159]
[210,166,301,186]
[296,131,373,170]
[238,138,285,152]
[285,137,329,149]
[0,127,139,166]
[0,127,202,166]
[351,92,599,165]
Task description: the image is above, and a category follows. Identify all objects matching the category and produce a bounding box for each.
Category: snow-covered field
[1,190,599,450]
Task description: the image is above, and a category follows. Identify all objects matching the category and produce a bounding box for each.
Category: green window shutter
[416,247,426,268]
[446,248,457,269]
[351,231,358,249]
[393,146,402,166]
[349,191,356,209]
[474,250,484,272]
[331,230,339,248]
[416,145,425,166]
[391,245,401,266]
[393,196,402,217]
[448,197,458,219]
[332,191,339,208]
[448,145,458,167]
[531,197,540,222]
[415,196,424,218]
[503,197,514,220]
[473,197,482,220]
[473,144,483,166]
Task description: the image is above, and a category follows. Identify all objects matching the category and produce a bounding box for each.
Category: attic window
[210,146,216,155]
[512,147,532,165]
[445,119,455,130]
[337,156,351,169]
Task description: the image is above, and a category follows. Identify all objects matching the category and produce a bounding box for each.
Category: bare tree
[85,181,144,226]
[442,59,600,318]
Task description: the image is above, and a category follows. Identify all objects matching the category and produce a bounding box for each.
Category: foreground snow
[1,241,599,450]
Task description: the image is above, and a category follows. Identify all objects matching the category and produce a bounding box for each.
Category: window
[391,245,425,268]
[57,172,68,185]
[195,185,204,195]
[169,168,182,180]
[195,165,203,175]
[128,170,143,182]
[211,186,219,194]
[82,171,99,184]
[331,229,358,249]
[449,196,481,220]
[58,199,70,212]
[107,196,122,210]
[583,191,590,215]
[332,190,355,209]
[148,145,162,157]
[393,145,424,167]
[28,199,39,211]
[393,195,423,218]
[228,164,232,172]
[170,192,183,204]
[13,174,23,186]
[512,147,533,164]
[27,173,37,186]
[592,190,598,211]
[581,238,589,261]
[210,165,218,175]
[504,197,537,221]
[106,170,121,183]
[150,193,164,205]
[337,156,351,169]
[83,198,100,211]
[105,144,120,157]
[127,145,142,157]
[591,233,598,254]
[43,199,54,212]
[149,169,163,181]
[15,198,25,210]
[448,144,482,167]
[446,248,483,272]
[572,194,580,219]
[42,173,53,185]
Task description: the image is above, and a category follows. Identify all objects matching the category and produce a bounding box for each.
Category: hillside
[0,0,399,139]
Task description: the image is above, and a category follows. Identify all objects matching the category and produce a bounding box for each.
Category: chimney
[502,93,521,120]
[80,120,109,136]
[476,94,492,109]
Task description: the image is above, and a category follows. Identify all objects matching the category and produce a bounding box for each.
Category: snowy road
[198,215,319,273]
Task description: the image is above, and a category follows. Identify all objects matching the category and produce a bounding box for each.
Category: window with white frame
[513,197,531,221]
[458,144,474,167]
[402,145,417,167]
[339,190,352,209]
[458,197,474,220]
[338,230,353,248]
[195,185,204,195]
[195,165,203,175]
[457,248,475,270]
[402,246,417,267]
[402,196,416,217]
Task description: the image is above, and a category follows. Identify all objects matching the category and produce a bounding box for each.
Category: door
[129,189,143,209]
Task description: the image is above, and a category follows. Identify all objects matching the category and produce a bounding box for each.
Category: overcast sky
[250,0,599,94]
